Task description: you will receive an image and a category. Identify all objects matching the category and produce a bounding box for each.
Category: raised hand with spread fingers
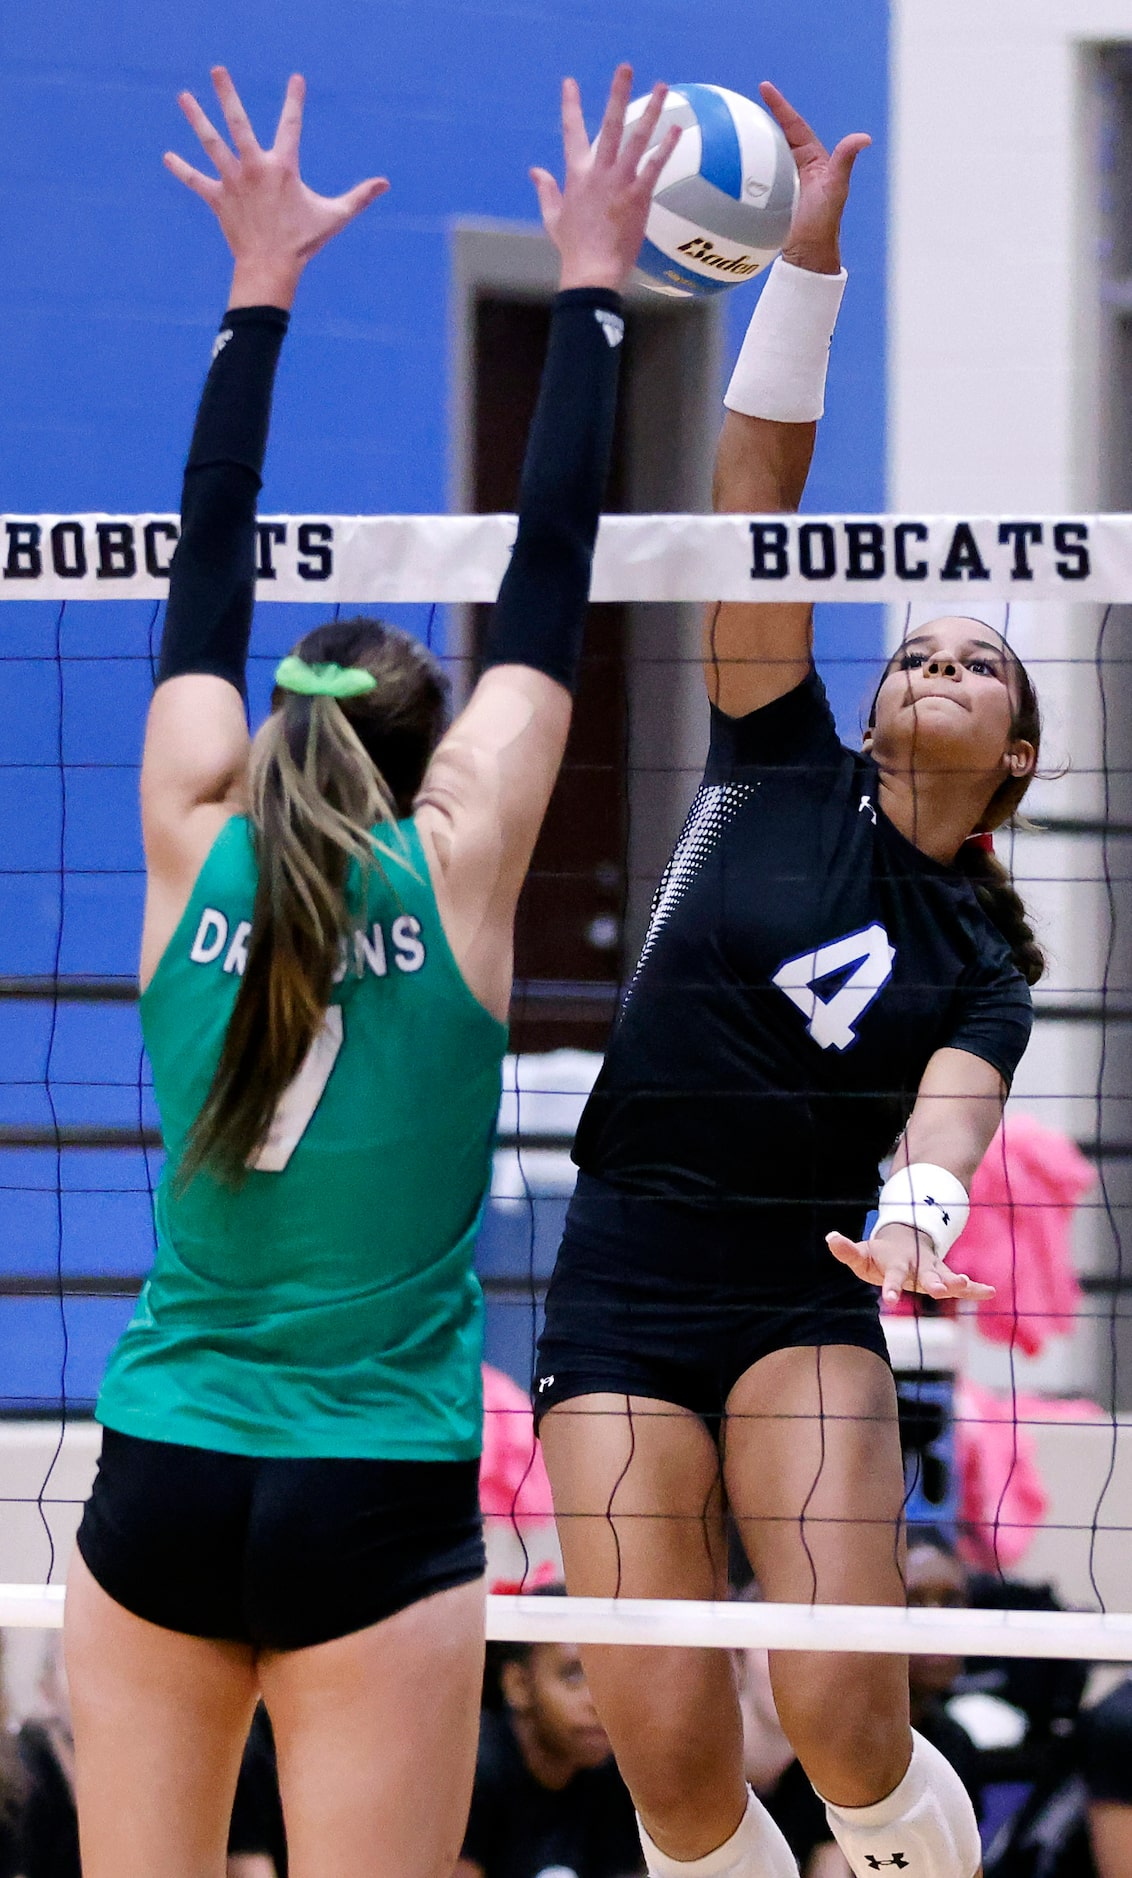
[530,62,681,293]
[165,66,388,307]
[759,79,871,276]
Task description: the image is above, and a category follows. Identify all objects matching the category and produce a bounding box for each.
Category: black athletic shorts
[533,1171,890,1428]
[76,1428,484,1650]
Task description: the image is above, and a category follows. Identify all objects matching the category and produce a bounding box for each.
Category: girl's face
[865,619,1035,809]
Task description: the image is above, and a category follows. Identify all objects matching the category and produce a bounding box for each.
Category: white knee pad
[821,1731,981,1878]
[637,1785,800,1878]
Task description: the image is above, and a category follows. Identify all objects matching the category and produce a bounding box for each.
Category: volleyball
[626,82,799,298]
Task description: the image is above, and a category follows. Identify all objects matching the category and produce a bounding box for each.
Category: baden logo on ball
[623,82,799,298]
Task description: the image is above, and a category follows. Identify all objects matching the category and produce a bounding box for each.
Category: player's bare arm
[706,85,870,719]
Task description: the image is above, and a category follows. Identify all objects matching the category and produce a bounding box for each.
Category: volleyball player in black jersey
[535,86,1041,1878]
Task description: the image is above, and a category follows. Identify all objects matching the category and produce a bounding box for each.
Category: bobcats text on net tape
[0,513,1123,605]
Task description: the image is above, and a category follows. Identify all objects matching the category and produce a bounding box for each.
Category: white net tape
[0,511,1124,602]
[4,1589,1132,1660]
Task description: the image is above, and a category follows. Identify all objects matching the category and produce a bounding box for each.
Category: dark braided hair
[868,633,1047,986]
[954,840,1045,987]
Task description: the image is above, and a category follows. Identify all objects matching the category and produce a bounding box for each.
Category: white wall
[1025,1415,1132,1611]
[891,0,1127,1400]
[889,0,1125,513]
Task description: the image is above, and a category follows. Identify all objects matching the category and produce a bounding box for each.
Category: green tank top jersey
[97,816,508,1462]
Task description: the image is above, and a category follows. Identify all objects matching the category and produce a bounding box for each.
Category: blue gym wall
[0,0,888,1406]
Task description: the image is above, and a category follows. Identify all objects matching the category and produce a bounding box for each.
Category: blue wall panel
[0,0,888,1403]
[0,1298,138,1412]
[0,2,888,529]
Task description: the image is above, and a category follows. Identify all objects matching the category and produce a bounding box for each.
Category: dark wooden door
[471,296,630,1051]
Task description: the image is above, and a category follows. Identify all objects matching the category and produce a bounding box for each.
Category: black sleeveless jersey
[574,670,1032,1222]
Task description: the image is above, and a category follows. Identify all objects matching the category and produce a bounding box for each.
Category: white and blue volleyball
[627,84,799,298]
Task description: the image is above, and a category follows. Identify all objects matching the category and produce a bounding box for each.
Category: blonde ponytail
[179,616,447,1189]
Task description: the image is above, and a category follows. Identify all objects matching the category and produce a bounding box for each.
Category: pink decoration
[480,1363,554,1522]
[955,1379,1105,1570]
[952,1113,1093,1356]
[491,1560,563,1596]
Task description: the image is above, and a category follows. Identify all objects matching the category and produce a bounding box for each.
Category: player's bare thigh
[723,1344,911,1807]
[541,1394,747,1858]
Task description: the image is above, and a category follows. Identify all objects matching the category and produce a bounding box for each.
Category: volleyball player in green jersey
[63,64,680,1878]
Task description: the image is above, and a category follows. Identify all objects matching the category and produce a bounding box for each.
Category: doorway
[452,223,723,1051]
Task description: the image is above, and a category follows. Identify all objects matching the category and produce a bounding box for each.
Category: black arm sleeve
[156,304,289,699]
[480,286,623,694]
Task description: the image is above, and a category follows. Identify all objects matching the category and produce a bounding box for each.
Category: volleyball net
[6,1587,1132,1662]
[0,510,1129,1665]
[0,510,1124,602]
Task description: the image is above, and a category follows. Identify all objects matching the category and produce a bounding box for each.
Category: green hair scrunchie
[274,655,378,700]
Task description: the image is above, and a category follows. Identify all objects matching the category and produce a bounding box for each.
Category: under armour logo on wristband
[864,1857,909,1870]
[925,1197,950,1225]
[594,309,624,348]
[210,328,234,362]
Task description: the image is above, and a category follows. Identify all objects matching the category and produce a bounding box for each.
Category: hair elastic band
[274,656,377,699]
[965,831,995,854]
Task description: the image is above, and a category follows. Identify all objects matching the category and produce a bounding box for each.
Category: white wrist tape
[870,1163,970,1260]
[723,257,847,423]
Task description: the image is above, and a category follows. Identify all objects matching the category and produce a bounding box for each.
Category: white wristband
[870,1163,970,1260]
[723,257,847,423]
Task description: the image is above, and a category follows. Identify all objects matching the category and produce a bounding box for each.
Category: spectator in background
[0,1635,26,1878]
[12,1635,283,1878]
[730,1542,983,1877]
[456,1588,643,1878]
[1079,1674,1132,1878]
[904,1531,983,1815]
[227,1705,286,1878]
[735,1641,846,1878]
[965,1567,1093,1878]
[14,1636,79,1878]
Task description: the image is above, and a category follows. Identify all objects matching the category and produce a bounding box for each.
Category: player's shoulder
[707,666,845,777]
